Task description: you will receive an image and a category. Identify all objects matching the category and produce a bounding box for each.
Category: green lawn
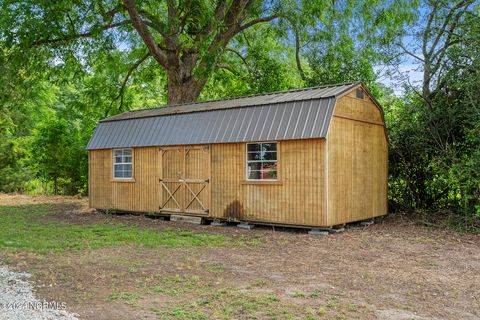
[0,204,237,253]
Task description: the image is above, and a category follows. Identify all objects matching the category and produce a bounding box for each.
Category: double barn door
[159,146,210,215]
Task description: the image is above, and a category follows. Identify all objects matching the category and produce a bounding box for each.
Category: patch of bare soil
[0,193,85,206]
[1,194,479,319]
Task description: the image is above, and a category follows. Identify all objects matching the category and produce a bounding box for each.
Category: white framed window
[113,148,133,179]
[246,142,278,180]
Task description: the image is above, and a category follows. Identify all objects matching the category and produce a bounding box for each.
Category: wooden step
[170,214,204,225]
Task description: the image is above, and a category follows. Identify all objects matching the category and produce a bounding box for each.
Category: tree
[396,0,478,103]
[2,0,417,105]
[30,117,79,195]
[385,0,480,218]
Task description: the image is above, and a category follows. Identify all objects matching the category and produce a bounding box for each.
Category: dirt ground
[1,194,479,320]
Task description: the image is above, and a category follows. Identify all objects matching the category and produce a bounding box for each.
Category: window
[246,142,278,180]
[113,149,133,179]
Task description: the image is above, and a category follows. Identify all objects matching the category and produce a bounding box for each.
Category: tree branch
[428,0,473,57]
[214,0,229,21]
[139,9,168,37]
[196,0,229,42]
[114,52,151,112]
[31,21,130,46]
[216,63,248,81]
[196,0,250,73]
[123,0,168,67]
[225,47,253,79]
[238,14,280,32]
[398,43,425,62]
[97,2,123,20]
[294,28,307,82]
[226,48,248,67]
[422,1,438,58]
[217,63,239,75]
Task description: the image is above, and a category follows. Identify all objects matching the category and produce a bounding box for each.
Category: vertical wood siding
[210,139,327,226]
[326,94,388,225]
[90,140,327,226]
[89,147,160,212]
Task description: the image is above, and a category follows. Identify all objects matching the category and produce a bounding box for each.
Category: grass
[108,291,141,303]
[152,306,209,320]
[0,204,239,253]
[148,285,364,320]
[153,289,285,320]
[152,275,200,296]
[0,199,365,319]
[149,286,359,320]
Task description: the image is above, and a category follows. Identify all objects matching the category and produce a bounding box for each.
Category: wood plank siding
[89,139,327,226]
[89,147,161,212]
[209,139,327,226]
[326,91,388,225]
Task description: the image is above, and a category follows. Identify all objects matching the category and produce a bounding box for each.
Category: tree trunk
[166,69,207,104]
[53,176,58,195]
[422,62,432,103]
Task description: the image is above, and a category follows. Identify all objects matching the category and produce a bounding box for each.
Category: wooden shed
[87,82,388,228]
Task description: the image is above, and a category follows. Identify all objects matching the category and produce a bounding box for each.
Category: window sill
[241,180,282,185]
[111,179,136,183]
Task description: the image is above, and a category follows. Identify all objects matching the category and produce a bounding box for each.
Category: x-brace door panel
[159,146,210,215]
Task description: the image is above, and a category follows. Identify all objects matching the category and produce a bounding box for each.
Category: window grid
[113,149,133,179]
[246,142,278,181]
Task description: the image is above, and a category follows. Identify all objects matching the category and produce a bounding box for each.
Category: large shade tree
[2,0,416,105]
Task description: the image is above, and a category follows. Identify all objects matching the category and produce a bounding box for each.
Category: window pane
[114,156,122,163]
[114,150,123,157]
[262,162,277,179]
[262,151,277,160]
[247,143,261,152]
[123,149,132,156]
[262,168,277,179]
[247,170,262,180]
[262,143,277,152]
[247,152,262,161]
[247,162,262,171]
[124,164,132,172]
[114,169,124,178]
[262,162,277,170]
[124,156,132,163]
[124,170,132,178]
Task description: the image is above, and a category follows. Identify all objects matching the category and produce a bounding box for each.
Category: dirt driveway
[0,194,479,319]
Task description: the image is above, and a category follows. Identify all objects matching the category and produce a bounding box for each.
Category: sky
[375,61,424,95]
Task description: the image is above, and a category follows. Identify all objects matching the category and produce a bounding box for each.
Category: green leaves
[384,1,480,219]
[0,0,424,196]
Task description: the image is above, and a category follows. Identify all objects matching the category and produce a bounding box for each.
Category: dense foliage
[0,0,478,226]
[385,0,480,226]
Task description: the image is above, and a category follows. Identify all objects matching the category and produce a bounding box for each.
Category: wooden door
[160,147,184,213]
[184,145,210,215]
[159,145,210,215]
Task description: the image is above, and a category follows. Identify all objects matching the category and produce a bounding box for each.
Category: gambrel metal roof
[87,82,362,150]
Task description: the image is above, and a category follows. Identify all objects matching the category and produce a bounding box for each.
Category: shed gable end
[334,89,384,125]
